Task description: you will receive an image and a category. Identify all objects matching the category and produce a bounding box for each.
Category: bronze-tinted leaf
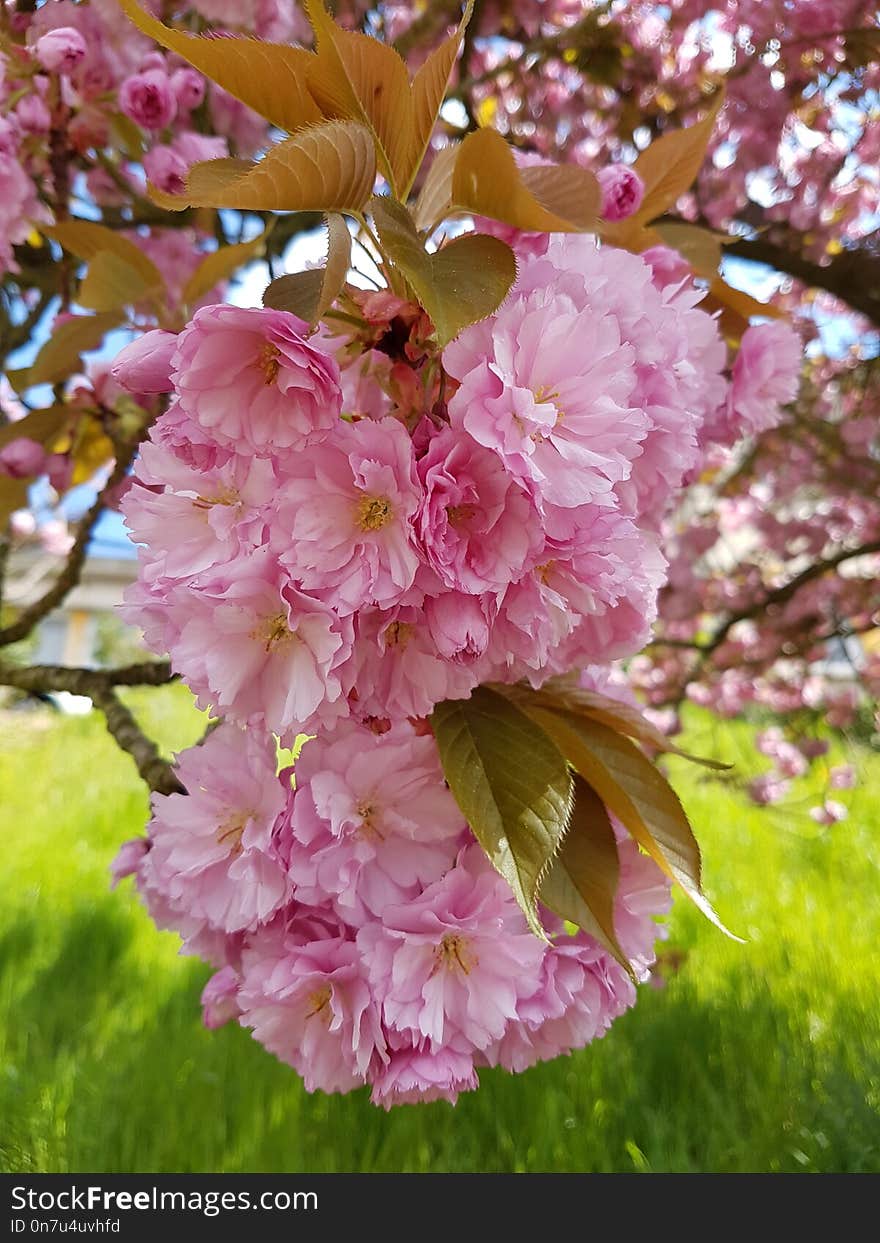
[10,312,124,391]
[499,681,730,770]
[44,221,162,287]
[430,686,574,938]
[413,144,457,233]
[632,90,725,224]
[119,0,323,134]
[452,128,600,232]
[372,195,516,346]
[182,226,274,308]
[527,707,741,940]
[539,775,635,979]
[406,1,474,192]
[77,251,156,312]
[305,0,414,193]
[653,220,725,278]
[149,124,377,215]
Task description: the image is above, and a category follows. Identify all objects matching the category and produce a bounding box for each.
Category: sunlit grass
[1,686,877,1172]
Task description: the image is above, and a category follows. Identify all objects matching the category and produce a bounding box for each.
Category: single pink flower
[416,425,542,593]
[34,27,87,74]
[201,966,241,1030]
[728,321,801,435]
[173,304,342,455]
[238,913,386,1094]
[286,720,465,923]
[358,844,545,1051]
[119,68,177,131]
[111,330,177,394]
[275,416,423,614]
[0,436,47,479]
[141,723,290,935]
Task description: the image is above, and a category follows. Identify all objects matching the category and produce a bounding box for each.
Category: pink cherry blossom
[141,723,290,935]
[119,68,177,131]
[172,305,342,455]
[358,844,545,1052]
[416,425,542,593]
[111,330,177,394]
[274,416,423,614]
[286,720,465,922]
[34,27,87,74]
[237,912,386,1094]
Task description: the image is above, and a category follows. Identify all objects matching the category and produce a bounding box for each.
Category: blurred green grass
[1,686,878,1173]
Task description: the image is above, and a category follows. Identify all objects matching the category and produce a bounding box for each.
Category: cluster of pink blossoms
[112,231,799,1103]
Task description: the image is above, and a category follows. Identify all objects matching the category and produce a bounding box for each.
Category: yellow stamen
[259,341,280,385]
[357,494,393,532]
[433,933,477,976]
[216,813,249,858]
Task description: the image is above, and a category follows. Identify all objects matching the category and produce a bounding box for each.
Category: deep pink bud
[597,165,645,222]
[171,68,206,112]
[119,69,177,131]
[35,27,88,74]
[111,330,178,394]
[0,437,47,479]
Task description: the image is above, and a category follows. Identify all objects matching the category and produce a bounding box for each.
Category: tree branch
[90,686,184,796]
[0,659,175,695]
[724,231,880,328]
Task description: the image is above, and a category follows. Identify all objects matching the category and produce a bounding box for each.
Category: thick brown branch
[0,660,175,695]
[724,232,880,328]
[90,686,184,796]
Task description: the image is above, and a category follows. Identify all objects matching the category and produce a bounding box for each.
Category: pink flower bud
[119,69,177,131]
[597,165,645,222]
[34,26,88,74]
[45,453,73,494]
[110,837,150,888]
[171,68,206,112]
[0,436,47,479]
[15,94,52,134]
[143,144,188,195]
[201,966,241,1030]
[111,330,178,394]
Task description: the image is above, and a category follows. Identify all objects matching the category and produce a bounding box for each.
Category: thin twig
[0,444,139,648]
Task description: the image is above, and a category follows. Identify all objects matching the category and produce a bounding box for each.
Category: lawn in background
[1,686,878,1173]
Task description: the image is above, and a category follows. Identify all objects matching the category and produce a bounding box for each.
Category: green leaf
[10,313,124,391]
[262,214,351,324]
[526,707,741,940]
[149,123,376,215]
[452,128,601,232]
[430,686,574,938]
[77,251,156,312]
[119,0,323,135]
[183,225,274,309]
[540,775,635,980]
[44,220,163,288]
[371,196,516,346]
